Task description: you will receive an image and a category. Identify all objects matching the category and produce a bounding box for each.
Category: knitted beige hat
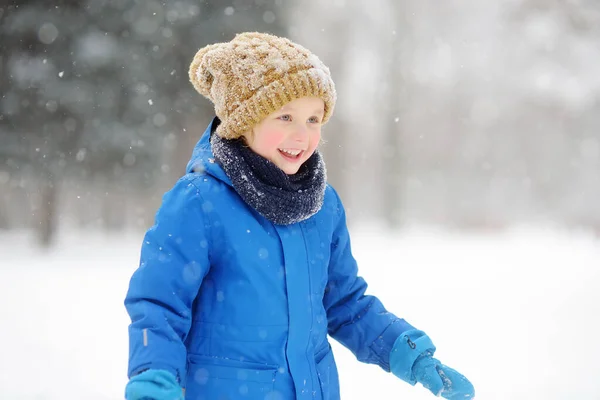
[189,32,336,139]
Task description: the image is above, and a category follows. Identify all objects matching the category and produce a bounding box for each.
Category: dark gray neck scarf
[210,134,326,225]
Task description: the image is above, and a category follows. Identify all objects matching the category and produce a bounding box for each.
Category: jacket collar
[185,117,232,187]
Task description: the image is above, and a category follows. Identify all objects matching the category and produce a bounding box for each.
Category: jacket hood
[185,117,232,186]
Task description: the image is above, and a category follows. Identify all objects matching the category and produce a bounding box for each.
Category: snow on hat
[189,32,336,140]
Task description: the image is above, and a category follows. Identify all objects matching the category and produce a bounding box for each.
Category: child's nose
[291,125,308,141]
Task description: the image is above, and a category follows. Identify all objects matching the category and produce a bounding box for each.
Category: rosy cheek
[308,131,321,152]
[260,129,286,150]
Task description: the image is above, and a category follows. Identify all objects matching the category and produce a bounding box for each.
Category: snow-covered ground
[1,226,599,400]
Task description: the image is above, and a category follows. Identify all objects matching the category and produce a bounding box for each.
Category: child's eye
[278,115,292,121]
[308,116,321,124]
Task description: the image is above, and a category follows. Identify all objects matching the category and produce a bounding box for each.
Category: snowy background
[1,225,599,400]
[2,1,600,399]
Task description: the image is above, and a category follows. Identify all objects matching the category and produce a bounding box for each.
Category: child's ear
[240,129,253,145]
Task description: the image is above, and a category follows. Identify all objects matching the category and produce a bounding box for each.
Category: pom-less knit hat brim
[189,32,336,140]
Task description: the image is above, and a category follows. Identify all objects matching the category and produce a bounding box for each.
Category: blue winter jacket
[125,117,414,399]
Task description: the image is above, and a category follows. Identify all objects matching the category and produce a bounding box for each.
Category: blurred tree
[0,0,286,246]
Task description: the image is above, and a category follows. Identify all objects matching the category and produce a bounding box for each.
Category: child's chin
[283,167,300,175]
[278,162,300,174]
[275,158,302,175]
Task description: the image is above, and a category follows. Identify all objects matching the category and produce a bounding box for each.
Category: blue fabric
[125,117,415,400]
[125,369,183,400]
[412,355,475,399]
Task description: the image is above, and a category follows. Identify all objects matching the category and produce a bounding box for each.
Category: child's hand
[125,369,183,400]
[412,353,475,399]
[390,329,475,399]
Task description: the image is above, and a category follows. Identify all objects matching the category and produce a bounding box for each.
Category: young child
[124,32,474,400]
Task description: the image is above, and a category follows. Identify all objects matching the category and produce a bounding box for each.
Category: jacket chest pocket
[185,355,277,400]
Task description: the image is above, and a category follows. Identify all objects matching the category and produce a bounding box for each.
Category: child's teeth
[280,149,300,156]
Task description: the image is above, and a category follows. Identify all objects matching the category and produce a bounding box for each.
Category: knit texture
[210,133,326,225]
[189,32,336,139]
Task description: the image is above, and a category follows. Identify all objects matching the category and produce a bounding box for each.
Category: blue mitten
[412,353,475,399]
[125,369,183,400]
[390,329,475,399]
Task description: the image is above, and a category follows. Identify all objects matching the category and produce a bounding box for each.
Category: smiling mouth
[278,148,304,160]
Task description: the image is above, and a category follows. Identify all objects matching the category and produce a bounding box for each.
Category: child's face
[244,97,325,175]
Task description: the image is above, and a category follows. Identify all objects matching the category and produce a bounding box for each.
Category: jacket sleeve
[324,188,415,372]
[125,176,211,382]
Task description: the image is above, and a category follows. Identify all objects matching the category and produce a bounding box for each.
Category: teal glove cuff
[389,329,436,385]
[125,369,183,400]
